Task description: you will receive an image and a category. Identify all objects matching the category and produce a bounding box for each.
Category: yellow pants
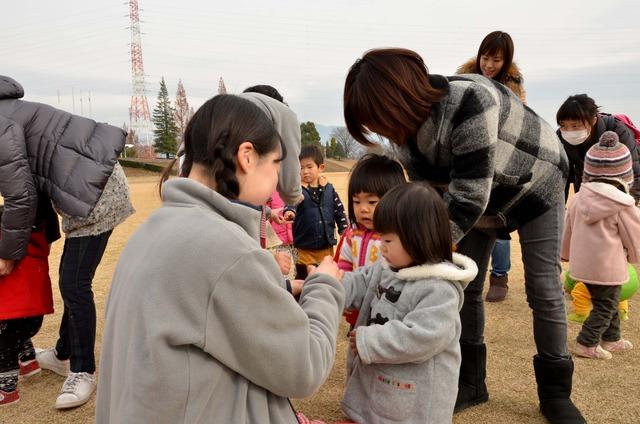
[297,247,334,266]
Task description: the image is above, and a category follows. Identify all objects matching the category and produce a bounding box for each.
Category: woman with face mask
[557,94,640,203]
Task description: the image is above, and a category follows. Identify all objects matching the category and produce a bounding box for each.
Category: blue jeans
[458,199,569,360]
[490,239,511,277]
[55,231,112,373]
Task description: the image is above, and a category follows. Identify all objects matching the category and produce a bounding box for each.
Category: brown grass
[4,170,639,423]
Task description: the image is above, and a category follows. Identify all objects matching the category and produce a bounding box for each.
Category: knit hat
[583,131,633,186]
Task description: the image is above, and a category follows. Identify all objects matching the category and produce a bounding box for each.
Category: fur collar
[394,252,478,283]
[456,58,523,82]
[583,181,634,205]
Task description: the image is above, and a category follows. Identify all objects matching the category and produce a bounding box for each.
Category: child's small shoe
[19,359,42,379]
[573,342,612,360]
[0,389,19,406]
[601,339,633,353]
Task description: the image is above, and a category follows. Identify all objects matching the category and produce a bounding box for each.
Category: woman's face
[237,147,281,206]
[479,52,504,80]
[558,119,595,146]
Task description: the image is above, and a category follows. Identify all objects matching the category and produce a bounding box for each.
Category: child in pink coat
[562,131,640,360]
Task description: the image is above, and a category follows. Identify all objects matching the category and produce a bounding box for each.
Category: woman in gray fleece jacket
[343,48,585,424]
[96,95,345,423]
[340,183,477,424]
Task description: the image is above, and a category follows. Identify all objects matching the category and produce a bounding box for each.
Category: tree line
[126,78,365,160]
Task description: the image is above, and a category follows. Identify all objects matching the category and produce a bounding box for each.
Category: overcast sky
[3,0,639,137]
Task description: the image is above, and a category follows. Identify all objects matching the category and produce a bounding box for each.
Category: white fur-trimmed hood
[395,252,478,286]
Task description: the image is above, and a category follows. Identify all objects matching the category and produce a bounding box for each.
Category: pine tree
[300,121,321,147]
[152,77,179,158]
[174,79,190,145]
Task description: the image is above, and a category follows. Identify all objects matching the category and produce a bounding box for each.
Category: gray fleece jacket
[341,253,478,424]
[96,178,345,424]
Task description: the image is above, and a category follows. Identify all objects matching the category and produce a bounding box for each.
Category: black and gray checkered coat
[397,74,568,243]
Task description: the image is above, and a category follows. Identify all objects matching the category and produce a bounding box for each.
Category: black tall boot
[454,342,489,413]
[533,355,586,424]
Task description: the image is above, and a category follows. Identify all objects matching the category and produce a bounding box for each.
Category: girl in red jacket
[0,196,59,406]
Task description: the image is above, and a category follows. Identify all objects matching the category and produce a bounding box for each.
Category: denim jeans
[458,199,569,360]
[490,239,511,277]
[55,231,112,373]
[576,284,621,347]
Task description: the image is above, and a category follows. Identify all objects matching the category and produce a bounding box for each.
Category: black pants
[0,316,43,392]
[576,284,621,347]
[55,231,112,374]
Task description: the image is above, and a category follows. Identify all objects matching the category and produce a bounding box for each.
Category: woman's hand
[307,256,344,281]
[290,279,304,297]
[0,258,15,276]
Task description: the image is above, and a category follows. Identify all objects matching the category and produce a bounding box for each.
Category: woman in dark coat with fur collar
[343,48,585,424]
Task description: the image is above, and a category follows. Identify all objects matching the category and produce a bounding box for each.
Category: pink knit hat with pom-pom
[583,131,633,186]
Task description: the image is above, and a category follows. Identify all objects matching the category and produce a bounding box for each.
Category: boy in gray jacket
[340,183,477,423]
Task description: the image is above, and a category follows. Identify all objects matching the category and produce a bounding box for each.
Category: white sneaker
[35,348,70,377]
[55,372,96,409]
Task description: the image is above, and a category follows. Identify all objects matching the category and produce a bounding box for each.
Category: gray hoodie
[96,178,345,423]
[341,253,478,424]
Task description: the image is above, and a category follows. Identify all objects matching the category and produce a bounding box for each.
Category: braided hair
[160,95,285,199]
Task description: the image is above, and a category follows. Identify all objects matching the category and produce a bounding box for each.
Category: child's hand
[283,210,295,222]
[270,208,285,225]
[274,251,292,276]
[319,175,328,185]
[348,330,359,356]
[0,258,15,276]
[307,256,343,281]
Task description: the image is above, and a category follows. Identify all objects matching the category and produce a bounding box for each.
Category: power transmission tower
[128,0,152,145]
[218,77,227,95]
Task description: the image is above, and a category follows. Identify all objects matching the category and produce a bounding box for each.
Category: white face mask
[561,129,589,145]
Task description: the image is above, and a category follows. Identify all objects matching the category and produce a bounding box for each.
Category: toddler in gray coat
[340,183,478,424]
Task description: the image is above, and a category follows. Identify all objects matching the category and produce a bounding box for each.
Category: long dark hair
[347,154,406,227]
[374,182,452,265]
[344,48,447,147]
[475,31,514,84]
[160,95,285,199]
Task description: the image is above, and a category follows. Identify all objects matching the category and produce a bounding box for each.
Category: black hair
[556,94,600,127]
[243,85,284,104]
[299,144,324,166]
[475,31,515,84]
[160,95,285,199]
[374,182,452,265]
[347,154,406,227]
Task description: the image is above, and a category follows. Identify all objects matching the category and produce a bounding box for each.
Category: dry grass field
[3,168,639,423]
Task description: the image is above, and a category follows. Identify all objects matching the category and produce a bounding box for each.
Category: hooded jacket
[96,178,345,424]
[456,58,526,103]
[397,74,568,243]
[0,76,126,259]
[562,182,640,285]
[341,253,478,424]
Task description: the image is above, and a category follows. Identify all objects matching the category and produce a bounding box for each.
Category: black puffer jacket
[0,76,125,260]
[558,114,640,202]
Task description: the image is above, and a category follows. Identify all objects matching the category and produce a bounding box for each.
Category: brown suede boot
[486,274,508,302]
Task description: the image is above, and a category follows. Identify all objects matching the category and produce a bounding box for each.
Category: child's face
[352,192,380,230]
[380,232,413,269]
[479,52,504,79]
[300,158,324,186]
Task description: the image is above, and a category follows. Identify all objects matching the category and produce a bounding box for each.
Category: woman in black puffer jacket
[0,75,134,410]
